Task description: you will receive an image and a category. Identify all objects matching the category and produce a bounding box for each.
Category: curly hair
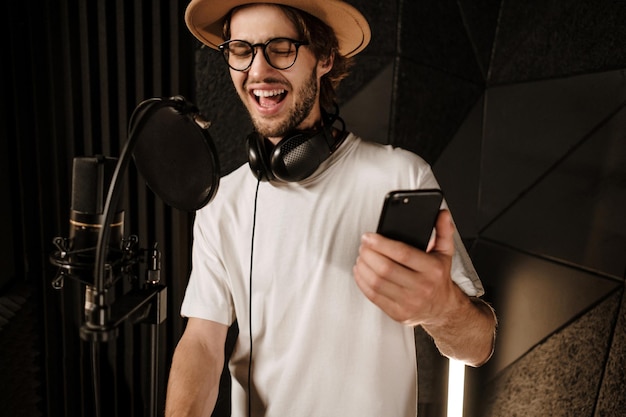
[222,4,353,110]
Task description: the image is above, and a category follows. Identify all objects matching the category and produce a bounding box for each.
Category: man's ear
[318,52,334,76]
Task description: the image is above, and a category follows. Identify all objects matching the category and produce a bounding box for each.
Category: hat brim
[185,0,371,58]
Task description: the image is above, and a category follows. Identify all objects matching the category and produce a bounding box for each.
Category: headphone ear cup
[246,132,274,182]
[270,131,329,182]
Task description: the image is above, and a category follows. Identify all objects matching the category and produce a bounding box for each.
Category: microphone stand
[51,98,186,417]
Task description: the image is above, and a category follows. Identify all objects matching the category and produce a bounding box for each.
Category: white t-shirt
[181,133,484,417]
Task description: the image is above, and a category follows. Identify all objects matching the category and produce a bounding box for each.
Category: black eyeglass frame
[218,37,310,71]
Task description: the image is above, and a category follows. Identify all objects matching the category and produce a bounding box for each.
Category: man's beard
[251,67,318,138]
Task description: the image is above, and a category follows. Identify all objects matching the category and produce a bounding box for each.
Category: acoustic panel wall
[429,1,626,416]
[3,0,196,416]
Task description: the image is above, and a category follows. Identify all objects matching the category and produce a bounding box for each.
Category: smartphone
[376,189,444,251]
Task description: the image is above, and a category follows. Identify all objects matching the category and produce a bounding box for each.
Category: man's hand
[353,209,496,366]
[353,209,460,326]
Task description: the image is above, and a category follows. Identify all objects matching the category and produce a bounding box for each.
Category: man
[166,1,497,416]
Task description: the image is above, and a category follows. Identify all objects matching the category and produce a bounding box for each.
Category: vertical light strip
[447,359,466,417]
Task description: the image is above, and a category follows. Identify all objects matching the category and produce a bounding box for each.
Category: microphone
[68,155,124,284]
[50,154,135,341]
[50,156,127,288]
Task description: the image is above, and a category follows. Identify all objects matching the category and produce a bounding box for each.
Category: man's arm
[353,209,496,367]
[165,317,229,416]
[422,293,496,367]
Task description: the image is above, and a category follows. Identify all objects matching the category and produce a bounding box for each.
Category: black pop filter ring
[130,96,220,212]
[93,96,220,292]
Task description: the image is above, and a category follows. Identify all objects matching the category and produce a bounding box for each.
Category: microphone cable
[91,342,101,417]
[247,177,261,417]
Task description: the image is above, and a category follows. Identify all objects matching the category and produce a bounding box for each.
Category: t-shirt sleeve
[450,229,484,297]
[180,208,236,325]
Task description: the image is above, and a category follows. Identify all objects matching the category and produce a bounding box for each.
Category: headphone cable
[247,178,261,417]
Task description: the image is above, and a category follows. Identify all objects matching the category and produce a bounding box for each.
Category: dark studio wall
[1,1,625,417]
[2,1,196,416]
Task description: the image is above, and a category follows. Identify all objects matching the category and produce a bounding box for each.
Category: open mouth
[252,89,286,108]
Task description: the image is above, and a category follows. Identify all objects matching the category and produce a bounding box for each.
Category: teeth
[253,89,285,97]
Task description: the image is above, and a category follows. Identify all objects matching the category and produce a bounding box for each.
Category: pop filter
[130,96,219,212]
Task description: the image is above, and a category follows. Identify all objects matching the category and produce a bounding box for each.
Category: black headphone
[246,108,346,182]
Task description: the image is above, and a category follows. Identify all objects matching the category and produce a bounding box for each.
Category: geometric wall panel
[393,60,483,163]
[471,240,622,375]
[476,290,622,417]
[490,1,626,84]
[433,94,485,238]
[341,62,394,145]
[479,70,626,232]
[482,103,626,278]
[401,0,487,84]
[349,0,397,60]
[455,0,502,80]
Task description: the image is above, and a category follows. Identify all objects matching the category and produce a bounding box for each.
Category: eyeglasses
[218,37,309,71]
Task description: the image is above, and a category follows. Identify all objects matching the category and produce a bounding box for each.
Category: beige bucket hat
[185,0,371,58]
